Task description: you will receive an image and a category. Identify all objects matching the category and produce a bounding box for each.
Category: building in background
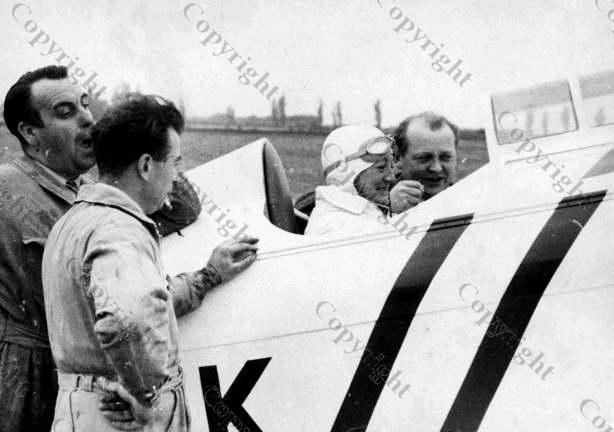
[189,97,326,133]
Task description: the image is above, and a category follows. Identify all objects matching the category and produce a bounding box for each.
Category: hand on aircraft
[207,236,259,283]
[390,180,423,213]
[96,377,153,430]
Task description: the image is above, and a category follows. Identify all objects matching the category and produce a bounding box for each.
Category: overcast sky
[1,0,613,128]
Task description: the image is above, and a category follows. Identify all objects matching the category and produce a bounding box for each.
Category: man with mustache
[0,65,204,431]
[389,112,458,211]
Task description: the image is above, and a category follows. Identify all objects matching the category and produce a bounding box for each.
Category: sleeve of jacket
[86,225,171,406]
[150,172,202,237]
[169,264,222,318]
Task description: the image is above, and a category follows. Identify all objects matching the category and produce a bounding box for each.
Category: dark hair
[92,93,184,177]
[392,111,459,158]
[3,65,68,147]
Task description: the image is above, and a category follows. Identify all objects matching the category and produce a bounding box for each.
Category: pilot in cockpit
[305,125,420,236]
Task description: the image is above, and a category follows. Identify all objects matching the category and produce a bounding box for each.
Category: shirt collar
[12,155,82,204]
[32,159,78,184]
[75,183,158,234]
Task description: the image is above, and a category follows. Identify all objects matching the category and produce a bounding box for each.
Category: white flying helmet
[321,125,393,193]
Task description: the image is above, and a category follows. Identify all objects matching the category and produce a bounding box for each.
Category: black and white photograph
[0,0,613,431]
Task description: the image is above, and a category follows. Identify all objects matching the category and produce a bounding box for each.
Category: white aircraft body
[161,71,614,431]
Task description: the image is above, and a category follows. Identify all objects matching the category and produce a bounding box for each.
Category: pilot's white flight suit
[305,185,391,236]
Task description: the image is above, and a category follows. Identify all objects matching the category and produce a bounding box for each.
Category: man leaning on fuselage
[42,94,259,431]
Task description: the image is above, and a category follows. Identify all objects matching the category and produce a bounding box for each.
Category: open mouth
[79,137,93,148]
[76,131,93,149]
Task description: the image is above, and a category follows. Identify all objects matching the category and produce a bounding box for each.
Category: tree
[317,99,323,126]
[226,106,235,124]
[278,95,286,127]
[271,99,279,126]
[335,101,343,126]
[374,99,382,128]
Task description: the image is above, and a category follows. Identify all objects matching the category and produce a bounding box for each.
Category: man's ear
[137,154,154,180]
[17,121,39,153]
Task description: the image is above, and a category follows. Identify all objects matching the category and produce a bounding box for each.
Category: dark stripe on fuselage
[440,191,606,432]
[331,213,474,432]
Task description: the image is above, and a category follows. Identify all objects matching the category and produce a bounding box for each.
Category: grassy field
[0,126,489,198]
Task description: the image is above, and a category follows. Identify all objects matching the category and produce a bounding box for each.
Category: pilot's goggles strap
[323,135,393,177]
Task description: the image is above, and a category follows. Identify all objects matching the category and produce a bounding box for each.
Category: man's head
[3,65,95,178]
[321,125,395,205]
[393,112,459,198]
[92,94,184,215]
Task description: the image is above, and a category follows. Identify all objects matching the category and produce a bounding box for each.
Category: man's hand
[96,377,154,430]
[207,236,259,283]
[390,180,423,213]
